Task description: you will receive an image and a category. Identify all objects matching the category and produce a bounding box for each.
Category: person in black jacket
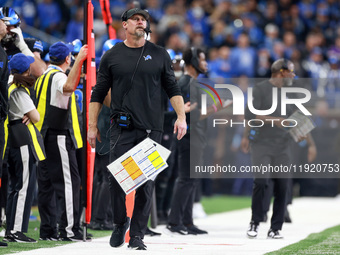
[0,10,9,175]
[242,58,297,239]
[166,47,210,235]
[88,8,187,250]
[0,9,10,248]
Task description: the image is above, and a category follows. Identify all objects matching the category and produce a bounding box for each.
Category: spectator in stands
[283,31,298,59]
[65,7,84,43]
[302,47,329,95]
[262,24,280,55]
[256,48,271,78]
[209,46,233,79]
[37,0,62,37]
[234,13,263,47]
[229,33,256,77]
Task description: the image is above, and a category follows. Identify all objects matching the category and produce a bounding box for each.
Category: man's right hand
[77,45,88,62]
[87,126,101,148]
[241,136,250,153]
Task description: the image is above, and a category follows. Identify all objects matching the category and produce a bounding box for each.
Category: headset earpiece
[145,20,152,34]
[190,47,205,74]
[190,47,199,70]
[282,58,288,70]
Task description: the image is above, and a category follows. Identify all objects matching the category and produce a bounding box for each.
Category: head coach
[88,8,187,250]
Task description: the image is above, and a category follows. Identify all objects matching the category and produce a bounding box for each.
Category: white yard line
[14,196,340,255]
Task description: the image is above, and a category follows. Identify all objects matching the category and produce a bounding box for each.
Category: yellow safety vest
[7,84,46,161]
[2,117,8,160]
[34,69,83,149]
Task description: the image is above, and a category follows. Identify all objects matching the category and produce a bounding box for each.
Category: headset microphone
[144,21,152,35]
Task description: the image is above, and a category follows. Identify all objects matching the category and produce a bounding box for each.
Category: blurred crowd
[6,0,340,98]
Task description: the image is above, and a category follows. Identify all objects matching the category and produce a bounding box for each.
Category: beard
[135,28,145,38]
[283,77,293,87]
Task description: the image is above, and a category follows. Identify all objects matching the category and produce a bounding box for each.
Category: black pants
[109,126,162,238]
[250,142,290,231]
[0,121,4,177]
[0,121,7,225]
[38,130,81,238]
[7,145,36,233]
[168,136,202,226]
[37,159,57,238]
[92,153,112,223]
[155,134,179,219]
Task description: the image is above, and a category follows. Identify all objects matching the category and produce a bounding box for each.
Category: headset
[282,58,289,70]
[190,47,204,74]
[144,20,152,35]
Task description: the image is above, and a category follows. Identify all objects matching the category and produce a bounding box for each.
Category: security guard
[4,53,45,243]
[34,41,88,241]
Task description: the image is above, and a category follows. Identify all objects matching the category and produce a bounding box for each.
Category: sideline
[14,197,340,255]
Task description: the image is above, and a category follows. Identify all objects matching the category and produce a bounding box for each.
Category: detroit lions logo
[143,55,152,61]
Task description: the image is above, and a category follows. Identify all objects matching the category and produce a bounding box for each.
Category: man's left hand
[307,144,317,163]
[173,118,187,140]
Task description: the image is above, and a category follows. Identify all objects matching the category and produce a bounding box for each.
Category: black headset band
[282,58,289,70]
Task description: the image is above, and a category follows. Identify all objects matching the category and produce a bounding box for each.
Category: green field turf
[201,195,252,214]
[266,224,340,255]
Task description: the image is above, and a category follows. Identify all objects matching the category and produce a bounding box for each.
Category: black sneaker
[109,217,130,248]
[267,229,283,239]
[89,221,113,231]
[61,233,92,242]
[39,234,60,241]
[166,224,188,235]
[284,209,292,223]
[145,227,161,236]
[2,235,14,242]
[4,232,37,243]
[0,241,7,247]
[128,236,147,250]
[247,222,259,238]
[186,225,208,235]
